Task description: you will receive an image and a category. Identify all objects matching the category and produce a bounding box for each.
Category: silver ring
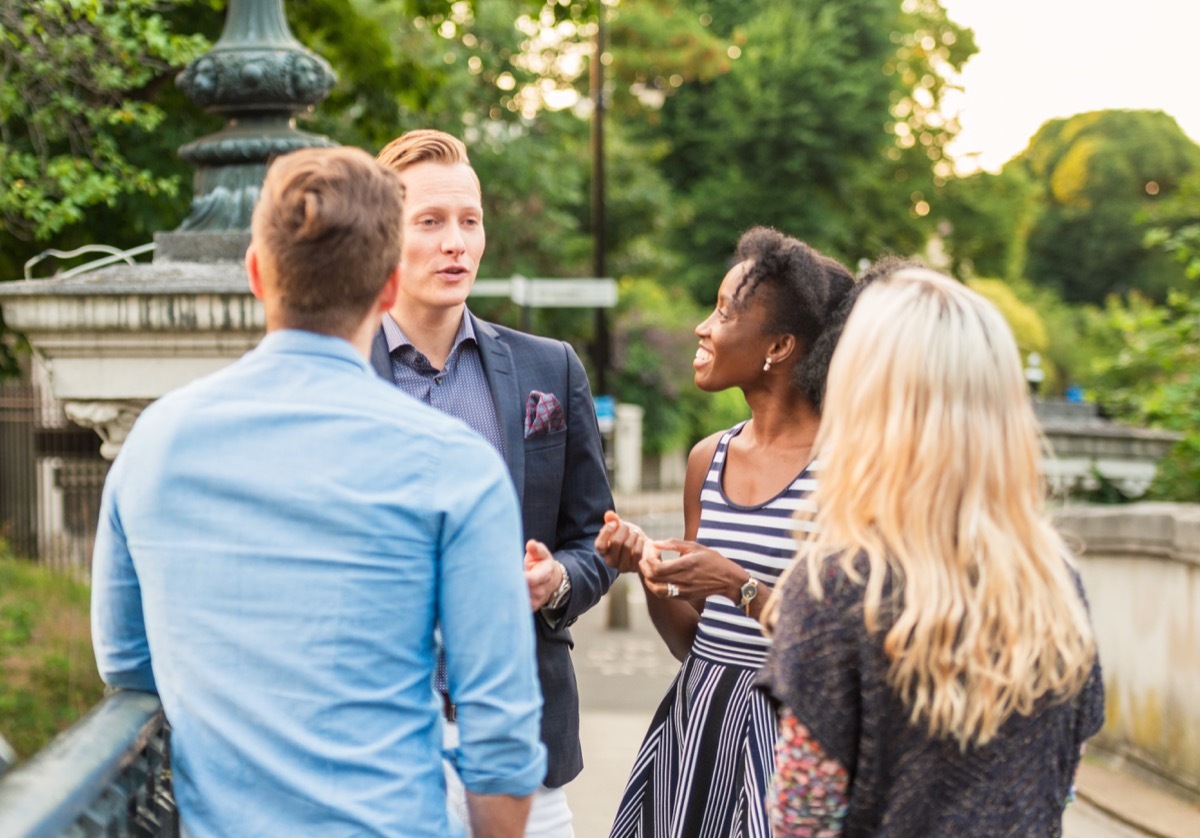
[667,583,679,598]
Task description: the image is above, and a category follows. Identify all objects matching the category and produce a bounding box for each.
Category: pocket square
[524,390,567,438]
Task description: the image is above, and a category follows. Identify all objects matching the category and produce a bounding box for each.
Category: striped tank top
[690,422,817,670]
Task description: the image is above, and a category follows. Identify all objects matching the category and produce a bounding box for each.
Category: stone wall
[1055,503,1200,794]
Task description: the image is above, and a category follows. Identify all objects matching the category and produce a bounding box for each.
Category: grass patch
[0,545,104,760]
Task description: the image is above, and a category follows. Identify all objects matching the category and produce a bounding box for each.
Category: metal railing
[23,243,156,281]
[0,691,177,837]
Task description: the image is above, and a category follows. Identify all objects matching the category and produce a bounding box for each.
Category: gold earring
[763,358,772,372]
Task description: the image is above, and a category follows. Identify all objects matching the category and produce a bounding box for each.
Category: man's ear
[378,264,401,311]
[245,244,265,300]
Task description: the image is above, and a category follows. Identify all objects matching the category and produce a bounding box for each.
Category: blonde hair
[763,267,1096,750]
[377,129,469,171]
[375,129,481,193]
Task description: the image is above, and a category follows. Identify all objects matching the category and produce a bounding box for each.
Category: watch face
[741,580,757,601]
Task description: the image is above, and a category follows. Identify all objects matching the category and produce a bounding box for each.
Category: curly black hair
[801,253,926,409]
[729,226,857,412]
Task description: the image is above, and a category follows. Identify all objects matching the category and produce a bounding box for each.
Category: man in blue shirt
[91,146,546,838]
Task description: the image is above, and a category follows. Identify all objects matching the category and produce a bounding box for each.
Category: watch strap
[738,576,759,616]
[545,560,571,610]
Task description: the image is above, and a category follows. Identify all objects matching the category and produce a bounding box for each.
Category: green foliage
[0,0,211,244]
[1082,214,1200,500]
[0,0,226,375]
[0,548,103,759]
[936,166,1037,280]
[1007,278,1117,398]
[965,276,1053,385]
[1019,109,1200,303]
[611,278,747,454]
[643,0,975,303]
[1088,286,1200,501]
[1143,168,1200,273]
[471,113,593,280]
[285,0,438,152]
[611,278,704,454]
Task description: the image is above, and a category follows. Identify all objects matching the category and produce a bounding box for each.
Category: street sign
[470,276,617,308]
[593,394,616,433]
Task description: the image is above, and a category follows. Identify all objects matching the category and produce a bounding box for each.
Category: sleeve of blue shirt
[436,433,548,797]
[90,453,158,694]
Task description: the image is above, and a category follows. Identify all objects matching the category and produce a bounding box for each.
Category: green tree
[1019,109,1200,303]
[1072,202,1200,501]
[0,0,211,247]
[965,276,1050,379]
[1089,287,1200,501]
[642,0,975,302]
[396,0,712,382]
[0,0,218,375]
[611,277,746,455]
[1002,277,1116,399]
[0,0,506,374]
[936,166,1037,280]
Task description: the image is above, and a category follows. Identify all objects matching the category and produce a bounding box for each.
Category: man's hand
[523,539,562,611]
[594,510,648,574]
[466,791,533,838]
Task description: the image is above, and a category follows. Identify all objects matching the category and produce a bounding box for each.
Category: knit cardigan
[755,554,1105,837]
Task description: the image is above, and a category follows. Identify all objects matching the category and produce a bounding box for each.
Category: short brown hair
[376,129,471,173]
[252,146,403,335]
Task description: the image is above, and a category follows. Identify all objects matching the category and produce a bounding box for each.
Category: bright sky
[940,0,1200,172]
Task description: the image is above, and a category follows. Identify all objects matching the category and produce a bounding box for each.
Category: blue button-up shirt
[91,330,546,838]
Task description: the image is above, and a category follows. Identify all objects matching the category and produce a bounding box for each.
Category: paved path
[565,492,1157,837]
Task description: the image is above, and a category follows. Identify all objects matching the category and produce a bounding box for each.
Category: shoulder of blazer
[470,313,567,357]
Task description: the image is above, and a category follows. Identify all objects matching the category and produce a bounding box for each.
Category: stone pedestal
[0,242,262,459]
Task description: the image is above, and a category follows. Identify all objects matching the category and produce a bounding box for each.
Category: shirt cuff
[539,601,568,629]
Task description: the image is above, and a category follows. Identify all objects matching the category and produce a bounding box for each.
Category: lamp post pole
[591,6,630,630]
[589,5,611,398]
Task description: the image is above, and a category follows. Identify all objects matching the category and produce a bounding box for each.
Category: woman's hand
[640,538,743,604]
[594,510,648,574]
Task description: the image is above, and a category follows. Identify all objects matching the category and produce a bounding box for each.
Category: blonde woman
[757,267,1104,836]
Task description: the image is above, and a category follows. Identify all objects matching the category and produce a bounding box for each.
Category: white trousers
[444,721,575,838]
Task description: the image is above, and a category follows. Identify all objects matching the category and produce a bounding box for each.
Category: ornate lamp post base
[174,0,337,232]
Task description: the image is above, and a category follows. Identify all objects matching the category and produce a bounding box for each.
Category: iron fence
[0,690,177,837]
[0,375,108,577]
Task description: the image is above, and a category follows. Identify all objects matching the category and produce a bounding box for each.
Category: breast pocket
[525,427,567,452]
[523,429,566,532]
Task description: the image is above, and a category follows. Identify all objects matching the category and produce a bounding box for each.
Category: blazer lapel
[369,327,391,381]
[471,312,525,503]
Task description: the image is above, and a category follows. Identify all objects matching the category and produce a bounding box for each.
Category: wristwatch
[545,561,572,610]
[738,575,759,616]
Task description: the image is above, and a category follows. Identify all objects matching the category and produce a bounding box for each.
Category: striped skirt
[609,653,776,838]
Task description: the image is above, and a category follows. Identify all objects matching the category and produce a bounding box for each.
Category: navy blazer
[371,312,616,787]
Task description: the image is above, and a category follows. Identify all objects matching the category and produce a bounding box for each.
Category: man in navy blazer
[371,130,616,836]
